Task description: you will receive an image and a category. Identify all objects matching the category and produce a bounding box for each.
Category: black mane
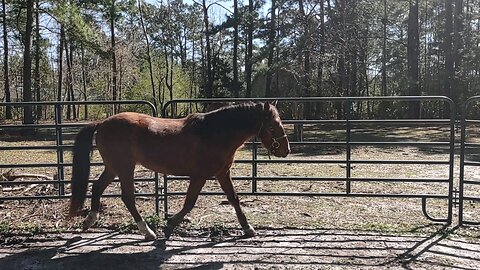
[184,102,269,137]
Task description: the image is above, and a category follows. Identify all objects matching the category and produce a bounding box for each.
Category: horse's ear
[263,100,277,111]
[263,102,270,111]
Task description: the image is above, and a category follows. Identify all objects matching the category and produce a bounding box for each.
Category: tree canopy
[1,0,479,120]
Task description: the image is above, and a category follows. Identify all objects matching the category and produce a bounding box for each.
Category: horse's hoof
[243,225,256,237]
[137,220,156,241]
[163,227,173,239]
[142,227,157,241]
[82,211,99,231]
[144,232,157,241]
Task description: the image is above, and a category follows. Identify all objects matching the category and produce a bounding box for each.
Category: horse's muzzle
[281,148,290,157]
[275,144,290,158]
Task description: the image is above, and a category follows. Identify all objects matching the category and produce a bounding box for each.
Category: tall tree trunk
[343,5,360,118]
[232,0,239,97]
[336,0,347,119]
[57,25,64,102]
[361,24,371,116]
[299,0,312,117]
[407,0,420,118]
[454,0,464,101]
[315,0,325,117]
[200,35,206,95]
[2,0,12,119]
[379,0,388,114]
[423,0,429,96]
[138,0,157,109]
[180,25,187,68]
[317,0,325,96]
[110,0,118,113]
[65,41,76,120]
[80,46,88,119]
[34,0,41,120]
[244,0,253,97]
[265,0,276,98]
[22,0,34,125]
[169,50,174,100]
[444,0,454,117]
[118,53,123,102]
[164,45,174,102]
[189,37,196,111]
[65,39,71,119]
[202,0,213,98]
[158,63,166,108]
[381,0,387,97]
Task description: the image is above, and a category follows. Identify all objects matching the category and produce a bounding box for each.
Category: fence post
[345,99,352,194]
[54,103,65,196]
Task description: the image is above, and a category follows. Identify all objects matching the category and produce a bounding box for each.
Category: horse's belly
[138,148,228,178]
[140,160,217,178]
[133,131,232,178]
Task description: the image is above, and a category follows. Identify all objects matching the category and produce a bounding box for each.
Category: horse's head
[257,101,290,158]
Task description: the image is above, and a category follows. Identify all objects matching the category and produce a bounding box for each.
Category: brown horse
[68,101,290,240]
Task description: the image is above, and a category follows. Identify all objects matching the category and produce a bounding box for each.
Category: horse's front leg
[163,177,206,239]
[216,169,255,237]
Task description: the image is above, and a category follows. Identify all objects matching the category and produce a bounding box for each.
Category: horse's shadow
[1,226,479,270]
[0,231,226,270]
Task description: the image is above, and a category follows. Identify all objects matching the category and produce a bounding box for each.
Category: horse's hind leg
[216,170,255,237]
[82,167,116,231]
[164,177,207,239]
[118,168,156,240]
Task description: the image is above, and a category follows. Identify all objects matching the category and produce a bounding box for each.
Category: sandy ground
[2,124,480,269]
[1,227,480,270]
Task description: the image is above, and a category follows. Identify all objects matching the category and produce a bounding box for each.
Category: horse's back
[95,112,211,176]
[95,113,179,170]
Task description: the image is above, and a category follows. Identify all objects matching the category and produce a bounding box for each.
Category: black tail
[68,122,98,217]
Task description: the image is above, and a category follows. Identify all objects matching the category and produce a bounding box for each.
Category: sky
[144,0,242,23]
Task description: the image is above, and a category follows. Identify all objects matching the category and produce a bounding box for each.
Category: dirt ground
[2,124,480,269]
[1,227,480,270]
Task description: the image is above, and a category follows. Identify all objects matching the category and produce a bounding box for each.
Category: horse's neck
[217,117,260,151]
[221,132,256,157]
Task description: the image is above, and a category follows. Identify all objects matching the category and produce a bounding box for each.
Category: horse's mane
[184,102,276,137]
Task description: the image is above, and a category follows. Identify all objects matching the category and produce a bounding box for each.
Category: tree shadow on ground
[0,231,225,270]
[1,226,479,270]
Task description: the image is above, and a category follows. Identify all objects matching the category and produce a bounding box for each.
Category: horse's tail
[68,122,99,217]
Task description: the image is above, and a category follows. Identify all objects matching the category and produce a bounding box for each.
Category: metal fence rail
[0,97,460,225]
[163,96,455,224]
[459,96,480,225]
[0,101,160,211]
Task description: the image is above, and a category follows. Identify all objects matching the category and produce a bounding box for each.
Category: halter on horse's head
[257,101,290,158]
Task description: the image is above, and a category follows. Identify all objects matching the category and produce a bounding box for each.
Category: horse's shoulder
[184,113,204,124]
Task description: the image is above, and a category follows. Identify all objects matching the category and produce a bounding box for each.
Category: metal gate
[0,101,160,211]
[162,96,455,224]
[459,96,480,225]
[0,97,458,225]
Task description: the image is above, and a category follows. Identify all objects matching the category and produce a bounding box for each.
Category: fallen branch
[1,170,53,181]
[9,173,53,180]
[2,184,40,193]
